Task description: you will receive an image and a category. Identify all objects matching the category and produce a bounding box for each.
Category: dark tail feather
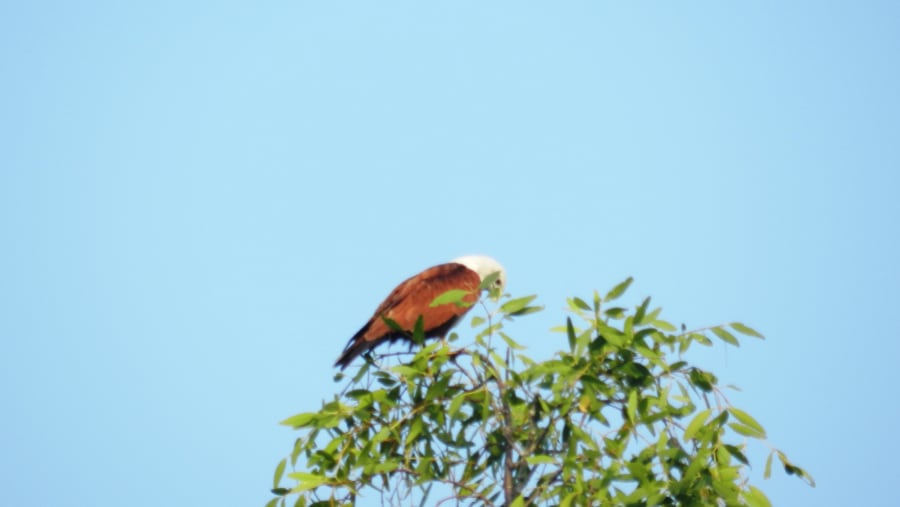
[334,327,376,370]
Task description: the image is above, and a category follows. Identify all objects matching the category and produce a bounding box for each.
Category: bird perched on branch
[334,255,506,370]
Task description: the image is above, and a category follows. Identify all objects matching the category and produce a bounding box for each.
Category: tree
[268,278,813,506]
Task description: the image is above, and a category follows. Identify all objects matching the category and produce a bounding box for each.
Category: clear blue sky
[2,1,898,506]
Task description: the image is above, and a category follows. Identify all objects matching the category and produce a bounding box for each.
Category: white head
[452,254,506,299]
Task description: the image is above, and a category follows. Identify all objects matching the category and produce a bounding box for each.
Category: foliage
[268,278,813,506]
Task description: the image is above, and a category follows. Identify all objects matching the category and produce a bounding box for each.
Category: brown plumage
[334,262,482,370]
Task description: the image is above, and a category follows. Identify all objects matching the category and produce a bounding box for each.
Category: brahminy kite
[334,255,506,369]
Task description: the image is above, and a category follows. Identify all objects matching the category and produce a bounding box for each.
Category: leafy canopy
[269,278,813,507]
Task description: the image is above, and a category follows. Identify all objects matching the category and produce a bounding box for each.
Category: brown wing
[334,263,481,369]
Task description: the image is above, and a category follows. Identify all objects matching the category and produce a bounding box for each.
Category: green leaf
[566,317,576,352]
[683,408,711,442]
[797,467,817,487]
[777,451,816,486]
[391,365,421,378]
[605,277,634,302]
[448,393,466,419]
[525,455,557,465]
[669,360,687,372]
[280,412,316,428]
[500,332,526,351]
[731,322,765,339]
[626,390,638,423]
[688,368,715,392]
[723,444,749,465]
[405,417,424,446]
[430,289,472,308]
[655,428,669,457]
[509,496,526,507]
[728,422,765,439]
[604,307,626,319]
[470,315,485,327]
[652,318,677,332]
[572,297,591,311]
[683,449,710,482]
[273,458,286,489]
[412,314,426,344]
[744,486,773,507]
[691,332,713,346]
[711,327,740,347]
[510,304,543,317]
[764,451,774,479]
[729,407,767,439]
[371,459,400,474]
[600,326,626,347]
[501,295,538,315]
[287,472,328,493]
[634,297,651,325]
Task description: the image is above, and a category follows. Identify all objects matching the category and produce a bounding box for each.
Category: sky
[1,1,898,506]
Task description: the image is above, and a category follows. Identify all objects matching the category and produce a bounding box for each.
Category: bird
[334,255,506,370]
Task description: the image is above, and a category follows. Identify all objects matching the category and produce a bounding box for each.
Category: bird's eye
[495,279,502,286]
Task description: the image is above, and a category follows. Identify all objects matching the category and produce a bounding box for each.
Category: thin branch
[394,466,496,506]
